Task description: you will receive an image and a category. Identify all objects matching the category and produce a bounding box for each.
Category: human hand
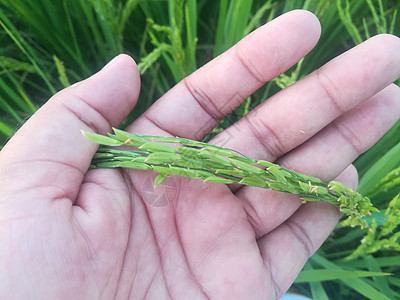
[1,10,399,299]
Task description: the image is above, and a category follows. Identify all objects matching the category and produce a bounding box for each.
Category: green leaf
[0,10,56,94]
[364,255,394,299]
[303,262,329,300]
[358,141,400,195]
[343,256,400,269]
[295,269,391,283]
[311,254,391,300]
[0,120,14,136]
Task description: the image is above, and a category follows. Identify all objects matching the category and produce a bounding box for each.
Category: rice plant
[83,128,379,228]
[0,0,399,298]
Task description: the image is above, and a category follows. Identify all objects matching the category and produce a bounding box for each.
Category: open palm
[1,11,400,299]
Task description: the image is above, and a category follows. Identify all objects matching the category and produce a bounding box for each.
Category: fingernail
[102,55,121,70]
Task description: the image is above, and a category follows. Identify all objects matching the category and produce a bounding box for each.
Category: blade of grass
[244,0,273,35]
[76,0,109,61]
[0,56,36,75]
[324,227,367,250]
[358,141,400,195]
[0,75,36,115]
[340,256,400,269]
[226,0,253,48]
[15,85,37,113]
[214,0,229,56]
[295,269,390,283]
[337,0,363,44]
[355,120,400,178]
[168,0,185,77]
[214,0,253,56]
[303,262,329,300]
[0,120,13,137]
[184,0,197,72]
[311,253,391,300]
[62,0,86,73]
[119,0,139,35]
[0,96,23,123]
[0,9,56,94]
[88,0,122,54]
[388,276,400,296]
[366,0,386,33]
[364,255,394,299]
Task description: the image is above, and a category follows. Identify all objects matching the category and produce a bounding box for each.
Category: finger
[211,34,400,161]
[236,84,400,238]
[257,165,358,298]
[0,55,140,201]
[278,84,400,180]
[129,10,321,137]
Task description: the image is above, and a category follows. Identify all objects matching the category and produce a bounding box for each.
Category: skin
[0,10,400,299]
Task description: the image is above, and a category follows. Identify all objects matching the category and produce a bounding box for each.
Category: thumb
[0,54,140,202]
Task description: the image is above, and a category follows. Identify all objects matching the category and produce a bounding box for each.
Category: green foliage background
[0,0,399,298]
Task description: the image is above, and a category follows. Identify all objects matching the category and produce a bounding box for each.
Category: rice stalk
[83,128,377,228]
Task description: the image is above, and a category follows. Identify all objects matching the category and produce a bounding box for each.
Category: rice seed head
[84,129,378,228]
[239,176,268,188]
[201,145,237,157]
[231,158,264,174]
[145,152,183,163]
[204,176,235,184]
[267,165,288,184]
[112,128,147,146]
[82,131,124,146]
[139,142,176,153]
[117,161,152,170]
